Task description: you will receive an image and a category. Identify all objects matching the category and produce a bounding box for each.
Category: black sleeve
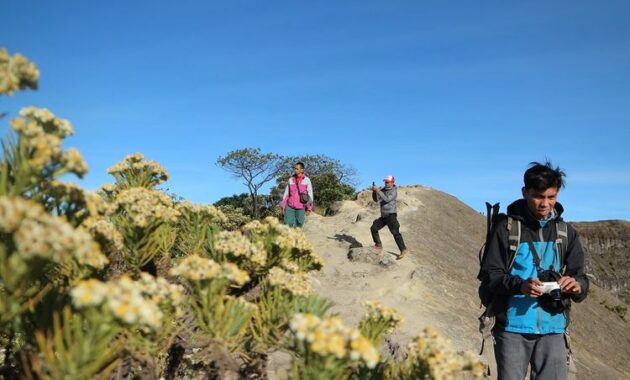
[565,224,589,302]
[372,190,377,202]
[480,218,525,296]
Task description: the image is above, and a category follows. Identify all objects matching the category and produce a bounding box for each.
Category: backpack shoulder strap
[506,217,521,270]
[288,176,295,196]
[556,221,569,271]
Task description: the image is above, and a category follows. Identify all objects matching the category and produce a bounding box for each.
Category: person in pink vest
[280,162,314,228]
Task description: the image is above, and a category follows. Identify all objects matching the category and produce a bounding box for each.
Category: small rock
[325,201,343,216]
[347,247,396,267]
[410,266,432,280]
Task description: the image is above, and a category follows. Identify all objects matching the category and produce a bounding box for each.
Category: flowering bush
[108,186,179,269]
[173,201,226,257]
[244,217,324,274]
[385,327,485,380]
[252,267,332,350]
[107,152,168,189]
[359,300,403,346]
[169,255,255,350]
[0,48,39,95]
[288,313,380,380]
[0,196,108,330]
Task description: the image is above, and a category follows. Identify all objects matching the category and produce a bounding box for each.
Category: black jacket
[479,199,589,331]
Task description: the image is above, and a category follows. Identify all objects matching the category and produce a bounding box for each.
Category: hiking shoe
[397,249,409,260]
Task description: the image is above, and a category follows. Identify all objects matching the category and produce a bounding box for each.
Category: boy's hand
[559,276,582,295]
[521,278,543,298]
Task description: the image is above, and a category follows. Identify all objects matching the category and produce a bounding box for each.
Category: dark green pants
[284,207,306,228]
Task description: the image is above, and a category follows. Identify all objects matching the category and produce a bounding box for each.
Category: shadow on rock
[330,233,364,248]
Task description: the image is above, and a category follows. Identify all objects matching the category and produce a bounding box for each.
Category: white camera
[540,282,560,294]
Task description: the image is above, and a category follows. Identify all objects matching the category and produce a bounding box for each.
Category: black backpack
[476,202,569,355]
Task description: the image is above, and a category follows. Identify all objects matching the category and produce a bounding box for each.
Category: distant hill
[299,186,629,379]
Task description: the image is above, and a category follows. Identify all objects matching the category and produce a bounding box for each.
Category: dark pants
[494,330,568,380]
[370,213,406,252]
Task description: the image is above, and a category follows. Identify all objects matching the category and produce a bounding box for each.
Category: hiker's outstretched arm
[563,225,589,302]
[482,221,524,295]
[376,187,396,202]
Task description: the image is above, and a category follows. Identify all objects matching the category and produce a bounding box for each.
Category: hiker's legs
[494,331,535,380]
[284,208,297,227]
[294,208,306,228]
[530,333,568,380]
[385,214,407,251]
[370,217,386,245]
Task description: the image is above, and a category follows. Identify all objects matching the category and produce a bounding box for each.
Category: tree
[216,148,284,219]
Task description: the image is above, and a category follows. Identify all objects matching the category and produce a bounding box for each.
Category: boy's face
[384,180,394,188]
[522,186,559,220]
[294,165,304,175]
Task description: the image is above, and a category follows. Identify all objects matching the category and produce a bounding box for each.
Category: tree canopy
[216,148,284,218]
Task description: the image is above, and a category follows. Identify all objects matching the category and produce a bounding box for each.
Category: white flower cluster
[406,327,485,379]
[81,217,125,251]
[137,272,185,309]
[176,201,227,225]
[244,217,324,268]
[107,153,169,183]
[112,188,179,227]
[70,274,184,330]
[289,313,380,369]
[0,48,39,95]
[213,230,266,266]
[169,255,250,286]
[61,147,88,177]
[11,117,62,168]
[0,196,108,269]
[361,300,404,332]
[274,225,314,253]
[83,191,108,217]
[279,258,300,273]
[9,107,87,177]
[19,106,74,137]
[267,267,313,296]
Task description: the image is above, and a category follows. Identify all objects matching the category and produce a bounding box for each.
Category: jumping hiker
[371,175,408,260]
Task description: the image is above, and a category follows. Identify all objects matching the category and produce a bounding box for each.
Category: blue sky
[2,1,629,221]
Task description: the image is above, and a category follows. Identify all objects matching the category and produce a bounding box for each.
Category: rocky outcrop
[572,220,630,303]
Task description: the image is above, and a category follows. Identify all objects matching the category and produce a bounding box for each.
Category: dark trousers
[370,213,406,251]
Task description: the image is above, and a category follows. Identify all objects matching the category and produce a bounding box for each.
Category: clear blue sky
[2,1,629,221]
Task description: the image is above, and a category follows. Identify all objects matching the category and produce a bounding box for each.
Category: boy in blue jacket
[480,161,588,380]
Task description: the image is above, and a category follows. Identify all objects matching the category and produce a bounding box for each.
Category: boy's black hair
[295,162,305,169]
[524,160,566,192]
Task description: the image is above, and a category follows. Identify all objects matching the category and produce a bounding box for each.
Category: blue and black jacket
[480,199,589,334]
